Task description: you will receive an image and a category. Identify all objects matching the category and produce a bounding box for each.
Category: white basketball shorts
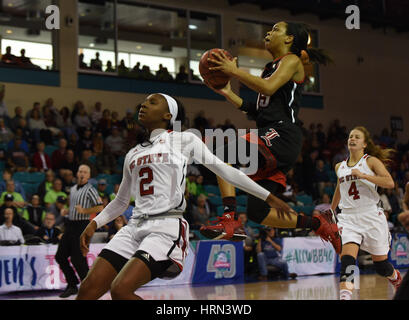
[103,217,189,278]
[337,205,391,255]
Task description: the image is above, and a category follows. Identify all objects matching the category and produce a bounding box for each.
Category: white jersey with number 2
[337,154,380,211]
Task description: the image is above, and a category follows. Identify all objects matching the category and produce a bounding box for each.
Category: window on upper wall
[78,0,116,73]
[77,1,221,85]
[236,19,321,94]
[189,11,222,82]
[0,0,56,70]
[116,2,187,82]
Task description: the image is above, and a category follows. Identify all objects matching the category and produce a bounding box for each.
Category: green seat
[44,145,58,157]
[296,194,313,205]
[203,185,220,196]
[208,196,222,206]
[13,172,31,183]
[236,195,248,206]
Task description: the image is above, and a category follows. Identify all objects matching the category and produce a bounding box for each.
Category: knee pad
[133,250,173,280]
[340,255,357,283]
[373,259,394,277]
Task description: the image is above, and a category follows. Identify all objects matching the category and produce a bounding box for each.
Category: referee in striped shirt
[56,164,103,298]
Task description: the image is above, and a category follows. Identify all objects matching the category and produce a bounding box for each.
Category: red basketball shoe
[314,209,342,255]
[200,212,247,241]
[388,270,402,291]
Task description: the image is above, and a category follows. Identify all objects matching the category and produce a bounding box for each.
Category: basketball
[199,48,233,89]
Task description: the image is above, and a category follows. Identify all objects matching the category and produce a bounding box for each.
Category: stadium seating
[44,145,58,157]
[21,182,41,198]
[295,194,313,205]
[323,185,335,197]
[236,195,248,206]
[13,172,45,184]
[208,195,223,206]
[204,184,220,196]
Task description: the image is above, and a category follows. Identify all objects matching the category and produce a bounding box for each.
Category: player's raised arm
[208,51,300,97]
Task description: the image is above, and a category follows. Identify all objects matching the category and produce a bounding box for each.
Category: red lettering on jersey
[339,177,345,183]
[130,160,135,173]
[162,153,169,163]
[137,158,142,166]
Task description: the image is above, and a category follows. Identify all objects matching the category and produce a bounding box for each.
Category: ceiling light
[189,25,197,30]
[249,59,255,63]
[307,34,311,46]
[6,29,12,34]
[136,45,142,50]
[89,43,95,47]
[196,53,202,57]
[8,3,13,7]
[148,22,153,27]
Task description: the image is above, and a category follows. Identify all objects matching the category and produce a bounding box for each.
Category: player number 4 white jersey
[337,154,380,211]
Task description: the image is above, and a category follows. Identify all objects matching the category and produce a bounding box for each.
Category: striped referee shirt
[68,183,102,221]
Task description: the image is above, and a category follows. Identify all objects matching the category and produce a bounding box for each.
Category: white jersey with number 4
[337,154,380,211]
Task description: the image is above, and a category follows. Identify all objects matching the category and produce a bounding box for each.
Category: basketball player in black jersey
[200,21,341,253]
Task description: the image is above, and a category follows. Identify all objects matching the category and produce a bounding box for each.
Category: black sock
[296,215,320,231]
[222,196,237,218]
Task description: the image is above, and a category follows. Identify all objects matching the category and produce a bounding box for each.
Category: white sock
[387,270,398,281]
[340,289,353,300]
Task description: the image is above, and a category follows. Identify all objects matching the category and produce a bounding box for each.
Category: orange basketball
[199,48,233,90]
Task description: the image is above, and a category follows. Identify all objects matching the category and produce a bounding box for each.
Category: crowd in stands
[0,92,409,280]
[0,46,41,70]
[79,52,201,82]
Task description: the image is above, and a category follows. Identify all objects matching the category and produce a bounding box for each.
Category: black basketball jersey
[250,54,304,128]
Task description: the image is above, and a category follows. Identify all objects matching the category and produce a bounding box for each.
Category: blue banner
[192,240,244,284]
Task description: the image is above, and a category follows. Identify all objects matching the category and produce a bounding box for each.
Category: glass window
[78,0,116,72]
[236,19,321,93]
[236,19,273,80]
[116,2,187,81]
[189,11,222,81]
[0,0,55,70]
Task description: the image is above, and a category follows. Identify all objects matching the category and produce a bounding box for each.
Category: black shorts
[221,121,302,222]
[221,121,302,190]
[241,121,302,175]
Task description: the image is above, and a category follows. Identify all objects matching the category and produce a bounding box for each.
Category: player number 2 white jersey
[337,154,380,211]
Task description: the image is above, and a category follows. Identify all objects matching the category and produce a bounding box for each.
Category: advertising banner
[0,243,196,293]
[282,237,336,276]
[192,240,244,284]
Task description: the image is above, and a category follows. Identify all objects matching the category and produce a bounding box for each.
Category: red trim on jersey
[240,132,286,188]
[293,74,306,84]
[167,129,173,133]
[363,154,369,159]
[273,52,294,63]
[180,220,188,259]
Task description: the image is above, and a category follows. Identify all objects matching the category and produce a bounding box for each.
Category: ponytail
[304,47,334,66]
[286,22,334,66]
[354,126,395,167]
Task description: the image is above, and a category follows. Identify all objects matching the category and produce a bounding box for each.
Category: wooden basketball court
[0,272,405,300]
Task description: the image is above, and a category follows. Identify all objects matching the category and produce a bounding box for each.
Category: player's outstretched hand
[266,193,297,220]
[80,220,97,257]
